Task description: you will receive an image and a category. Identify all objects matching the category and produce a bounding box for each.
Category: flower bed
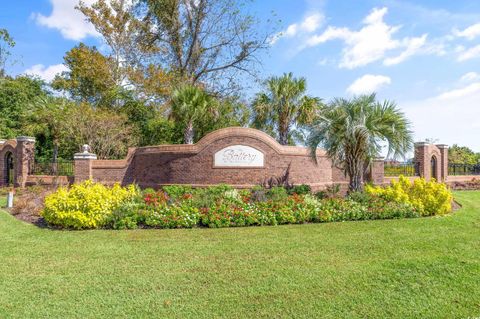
[449,178,480,190]
[41,177,453,230]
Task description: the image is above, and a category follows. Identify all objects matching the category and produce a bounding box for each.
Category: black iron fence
[29,160,75,176]
[384,162,420,177]
[448,163,480,176]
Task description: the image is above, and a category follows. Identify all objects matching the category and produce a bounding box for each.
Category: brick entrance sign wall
[75,128,348,191]
[3,127,471,190]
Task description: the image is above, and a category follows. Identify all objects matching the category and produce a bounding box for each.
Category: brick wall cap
[0,140,17,149]
[414,142,429,146]
[436,144,449,149]
[134,127,327,156]
[74,153,97,160]
[0,139,5,144]
[16,136,35,143]
[373,157,385,161]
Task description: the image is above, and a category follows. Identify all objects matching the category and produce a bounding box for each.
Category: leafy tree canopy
[449,144,480,165]
[0,76,47,138]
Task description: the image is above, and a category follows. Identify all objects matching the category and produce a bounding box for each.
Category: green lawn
[0,192,479,318]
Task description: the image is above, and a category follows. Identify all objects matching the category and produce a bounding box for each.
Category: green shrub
[266,186,288,201]
[41,180,139,229]
[162,185,193,201]
[142,188,157,197]
[288,184,311,195]
[349,191,419,219]
[106,201,147,230]
[347,191,372,204]
[314,190,327,200]
[191,184,234,207]
[250,186,268,202]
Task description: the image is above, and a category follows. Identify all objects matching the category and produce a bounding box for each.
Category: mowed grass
[0,192,479,318]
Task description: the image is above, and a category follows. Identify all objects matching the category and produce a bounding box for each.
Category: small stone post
[15,136,35,188]
[370,157,385,185]
[74,145,97,183]
[7,191,14,208]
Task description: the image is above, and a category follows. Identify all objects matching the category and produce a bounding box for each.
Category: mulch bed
[2,187,55,227]
[449,179,480,191]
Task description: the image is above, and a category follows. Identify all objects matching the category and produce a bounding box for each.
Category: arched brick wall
[414,142,448,182]
[85,127,347,191]
[0,141,17,187]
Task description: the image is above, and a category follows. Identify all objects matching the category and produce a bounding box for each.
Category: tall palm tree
[308,94,413,192]
[170,84,215,144]
[252,72,321,145]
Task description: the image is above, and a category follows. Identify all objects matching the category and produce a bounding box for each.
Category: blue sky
[2,0,480,151]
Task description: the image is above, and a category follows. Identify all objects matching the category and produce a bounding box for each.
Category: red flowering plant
[143,190,170,207]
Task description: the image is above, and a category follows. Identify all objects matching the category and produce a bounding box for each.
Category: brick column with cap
[0,139,5,186]
[436,144,449,182]
[414,142,430,180]
[370,157,385,185]
[15,136,35,188]
[74,145,97,183]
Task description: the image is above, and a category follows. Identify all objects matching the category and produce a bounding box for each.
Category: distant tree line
[0,0,417,192]
[448,145,480,165]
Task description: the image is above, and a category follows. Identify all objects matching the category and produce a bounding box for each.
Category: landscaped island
[36,176,453,230]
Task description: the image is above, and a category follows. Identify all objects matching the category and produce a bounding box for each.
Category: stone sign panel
[214,145,264,167]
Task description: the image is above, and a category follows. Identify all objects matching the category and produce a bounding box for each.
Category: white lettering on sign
[214,145,264,167]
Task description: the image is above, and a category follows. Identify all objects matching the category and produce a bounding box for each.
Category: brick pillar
[370,157,385,185]
[414,142,430,180]
[436,144,449,182]
[0,140,5,186]
[15,136,35,188]
[74,145,97,183]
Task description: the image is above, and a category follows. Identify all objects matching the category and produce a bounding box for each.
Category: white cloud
[24,64,68,82]
[460,72,480,83]
[304,7,432,68]
[305,26,351,47]
[346,74,391,95]
[436,82,480,100]
[32,0,99,41]
[453,23,480,40]
[383,34,427,66]
[457,44,480,61]
[271,12,324,44]
[403,82,480,151]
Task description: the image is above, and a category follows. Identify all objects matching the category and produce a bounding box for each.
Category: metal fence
[29,160,75,176]
[448,164,480,176]
[384,162,420,177]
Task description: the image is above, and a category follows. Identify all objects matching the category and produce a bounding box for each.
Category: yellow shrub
[41,180,139,229]
[365,176,453,216]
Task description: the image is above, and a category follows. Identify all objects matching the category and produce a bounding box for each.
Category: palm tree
[170,84,215,144]
[308,94,413,192]
[252,72,321,145]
